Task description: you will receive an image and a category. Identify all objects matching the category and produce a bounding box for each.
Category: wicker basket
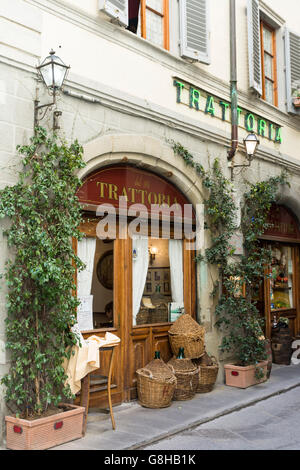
[136,358,176,408]
[150,304,168,323]
[193,355,219,393]
[168,314,205,359]
[167,357,199,401]
[136,307,150,325]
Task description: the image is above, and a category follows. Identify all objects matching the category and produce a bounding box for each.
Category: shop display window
[77,238,115,330]
[269,244,294,311]
[132,238,184,326]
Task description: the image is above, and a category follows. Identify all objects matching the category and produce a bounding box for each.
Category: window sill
[121,26,177,63]
[81,327,118,335]
[132,322,173,330]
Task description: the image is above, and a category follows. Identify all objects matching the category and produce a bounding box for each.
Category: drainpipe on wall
[228,0,238,180]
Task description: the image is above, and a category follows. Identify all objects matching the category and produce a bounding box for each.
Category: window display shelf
[272,285,292,291]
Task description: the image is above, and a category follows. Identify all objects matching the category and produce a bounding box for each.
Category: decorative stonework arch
[80,134,204,207]
[276,186,300,227]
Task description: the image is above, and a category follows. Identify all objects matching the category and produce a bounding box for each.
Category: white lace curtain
[77,237,97,299]
[168,239,184,305]
[132,237,149,326]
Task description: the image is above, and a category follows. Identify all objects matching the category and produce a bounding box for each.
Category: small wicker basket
[193,355,219,393]
[168,314,205,359]
[136,358,176,408]
[167,357,199,401]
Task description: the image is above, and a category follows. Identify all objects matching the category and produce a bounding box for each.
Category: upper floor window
[99,0,210,63]
[247,0,279,107]
[247,0,300,114]
[138,0,170,51]
[260,21,278,106]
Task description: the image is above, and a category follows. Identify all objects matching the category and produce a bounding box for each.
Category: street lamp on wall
[229,133,260,171]
[34,50,70,132]
[244,133,260,161]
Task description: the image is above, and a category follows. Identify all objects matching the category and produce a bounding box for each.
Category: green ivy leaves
[0,127,85,418]
[173,141,289,366]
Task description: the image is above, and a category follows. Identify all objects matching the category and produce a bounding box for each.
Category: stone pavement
[51,363,300,450]
[144,386,300,450]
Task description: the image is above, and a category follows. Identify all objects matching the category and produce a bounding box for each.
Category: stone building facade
[0,0,300,442]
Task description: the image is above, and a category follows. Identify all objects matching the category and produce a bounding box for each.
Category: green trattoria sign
[173,79,282,144]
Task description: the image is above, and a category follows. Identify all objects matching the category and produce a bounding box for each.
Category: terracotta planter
[293,97,300,108]
[5,403,85,450]
[224,361,268,389]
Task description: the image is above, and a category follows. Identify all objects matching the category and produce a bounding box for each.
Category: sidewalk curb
[131,381,300,450]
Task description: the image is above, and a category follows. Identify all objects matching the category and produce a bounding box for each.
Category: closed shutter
[247,0,262,95]
[179,0,210,64]
[98,0,128,27]
[285,29,300,115]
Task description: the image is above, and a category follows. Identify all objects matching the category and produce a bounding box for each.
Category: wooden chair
[80,344,117,435]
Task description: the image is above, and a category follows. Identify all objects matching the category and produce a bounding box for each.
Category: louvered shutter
[179,0,210,64]
[98,0,128,27]
[285,29,300,115]
[247,0,262,95]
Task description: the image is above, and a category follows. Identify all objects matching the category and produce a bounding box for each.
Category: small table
[80,344,117,435]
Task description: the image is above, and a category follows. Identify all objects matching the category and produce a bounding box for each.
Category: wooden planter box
[5,403,85,450]
[224,361,268,389]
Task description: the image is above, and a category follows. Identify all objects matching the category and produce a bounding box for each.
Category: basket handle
[140,368,153,379]
[167,364,175,374]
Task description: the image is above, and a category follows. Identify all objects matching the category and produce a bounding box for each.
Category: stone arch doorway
[74,135,202,406]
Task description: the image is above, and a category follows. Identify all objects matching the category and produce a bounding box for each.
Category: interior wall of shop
[91,239,114,315]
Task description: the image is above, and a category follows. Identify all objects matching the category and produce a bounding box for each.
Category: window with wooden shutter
[179,0,210,64]
[285,29,300,115]
[137,0,170,50]
[260,21,278,106]
[247,0,262,95]
[98,0,129,27]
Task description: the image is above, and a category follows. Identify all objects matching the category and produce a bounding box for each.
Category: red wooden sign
[76,166,193,219]
[263,204,300,240]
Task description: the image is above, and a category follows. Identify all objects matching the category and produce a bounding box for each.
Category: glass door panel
[269,244,294,312]
[132,238,184,326]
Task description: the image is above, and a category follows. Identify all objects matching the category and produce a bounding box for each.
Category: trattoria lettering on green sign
[173,79,282,144]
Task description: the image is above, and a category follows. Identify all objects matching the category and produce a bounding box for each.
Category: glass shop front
[75,165,196,407]
[255,204,300,339]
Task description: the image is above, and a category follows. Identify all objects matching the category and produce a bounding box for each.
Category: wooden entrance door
[77,219,196,405]
[125,238,196,401]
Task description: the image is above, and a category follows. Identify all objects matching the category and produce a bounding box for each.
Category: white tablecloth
[63,332,120,394]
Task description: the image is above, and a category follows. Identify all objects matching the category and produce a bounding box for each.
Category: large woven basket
[167,357,199,401]
[193,355,219,393]
[168,314,205,359]
[136,358,176,409]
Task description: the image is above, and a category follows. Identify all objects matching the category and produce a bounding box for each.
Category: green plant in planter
[215,174,289,368]
[0,127,85,418]
[172,142,289,372]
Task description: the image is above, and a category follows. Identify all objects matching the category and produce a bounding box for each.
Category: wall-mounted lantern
[34,50,70,132]
[244,133,260,161]
[149,246,158,265]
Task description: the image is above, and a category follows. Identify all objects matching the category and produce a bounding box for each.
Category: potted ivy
[292,87,300,108]
[0,128,86,450]
[218,283,268,389]
[212,175,288,389]
[293,92,300,108]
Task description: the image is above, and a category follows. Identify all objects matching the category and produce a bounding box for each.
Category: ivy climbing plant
[0,127,85,418]
[172,141,289,370]
[215,174,289,369]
